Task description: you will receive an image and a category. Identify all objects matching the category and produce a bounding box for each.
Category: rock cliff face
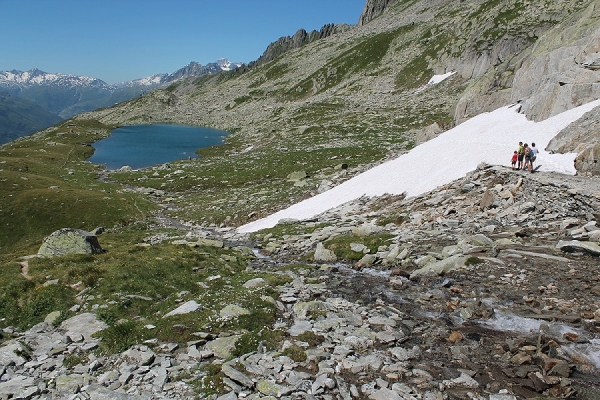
[358,0,399,26]
[250,23,352,67]
[548,106,600,175]
[510,0,600,121]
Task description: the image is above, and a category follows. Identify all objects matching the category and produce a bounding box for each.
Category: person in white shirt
[528,142,539,172]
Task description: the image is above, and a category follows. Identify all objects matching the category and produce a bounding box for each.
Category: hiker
[528,142,538,172]
[523,143,531,171]
[511,151,518,170]
[517,141,524,170]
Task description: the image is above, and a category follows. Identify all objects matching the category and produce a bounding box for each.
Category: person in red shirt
[511,150,518,170]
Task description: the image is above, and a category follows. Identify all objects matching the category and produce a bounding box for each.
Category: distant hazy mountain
[0,91,62,145]
[0,58,243,144]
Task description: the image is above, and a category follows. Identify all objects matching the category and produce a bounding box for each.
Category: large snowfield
[238,99,600,233]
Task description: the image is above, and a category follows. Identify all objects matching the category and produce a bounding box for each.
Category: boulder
[410,255,467,279]
[314,243,337,262]
[38,228,103,257]
[60,313,108,341]
[204,335,241,359]
[163,301,202,318]
[197,238,224,248]
[556,240,600,256]
[287,170,308,181]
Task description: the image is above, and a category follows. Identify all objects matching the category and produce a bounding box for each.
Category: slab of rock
[314,242,337,262]
[410,255,467,279]
[60,313,108,341]
[38,228,103,257]
[219,304,251,318]
[84,384,133,399]
[163,300,202,318]
[222,363,254,388]
[0,341,28,367]
[204,335,241,359]
[556,240,600,256]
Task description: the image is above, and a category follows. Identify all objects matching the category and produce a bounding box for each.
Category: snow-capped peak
[0,68,107,88]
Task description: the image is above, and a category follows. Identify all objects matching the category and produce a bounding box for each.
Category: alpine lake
[87,124,229,170]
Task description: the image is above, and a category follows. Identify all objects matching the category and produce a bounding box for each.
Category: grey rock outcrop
[251,24,351,68]
[511,0,600,122]
[547,105,600,176]
[358,0,398,26]
[38,228,103,257]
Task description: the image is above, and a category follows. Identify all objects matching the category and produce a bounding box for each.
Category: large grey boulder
[556,240,600,256]
[38,228,103,257]
[314,242,337,262]
[410,255,467,279]
[60,313,108,341]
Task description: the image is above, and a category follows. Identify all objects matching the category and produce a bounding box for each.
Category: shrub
[283,345,307,362]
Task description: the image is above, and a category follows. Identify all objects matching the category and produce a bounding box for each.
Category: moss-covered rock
[38,228,102,257]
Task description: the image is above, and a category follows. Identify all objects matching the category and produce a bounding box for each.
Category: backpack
[529,148,536,160]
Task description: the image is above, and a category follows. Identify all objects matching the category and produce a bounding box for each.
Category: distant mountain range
[0,58,243,145]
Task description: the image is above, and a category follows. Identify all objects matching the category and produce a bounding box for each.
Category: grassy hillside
[0,120,156,257]
[0,91,62,145]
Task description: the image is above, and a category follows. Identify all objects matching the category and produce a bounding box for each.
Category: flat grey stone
[60,313,108,341]
[163,300,202,318]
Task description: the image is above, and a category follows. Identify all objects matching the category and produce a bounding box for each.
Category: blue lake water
[88,124,229,170]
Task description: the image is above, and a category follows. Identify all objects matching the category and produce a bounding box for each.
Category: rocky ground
[1,165,600,399]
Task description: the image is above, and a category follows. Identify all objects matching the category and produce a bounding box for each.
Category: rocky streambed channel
[1,165,600,399]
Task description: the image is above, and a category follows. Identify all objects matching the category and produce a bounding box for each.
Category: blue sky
[1,0,366,84]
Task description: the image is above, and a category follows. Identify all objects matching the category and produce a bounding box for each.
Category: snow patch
[238,100,600,233]
[428,71,456,85]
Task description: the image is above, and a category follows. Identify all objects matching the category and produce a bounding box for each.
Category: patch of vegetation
[251,222,327,240]
[282,345,307,362]
[0,119,156,255]
[63,351,88,369]
[197,362,225,397]
[376,214,406,226]
[0,262,76,330]
[0,223,291,352]
[289,25,416,100]
[265,62,290,81]
[296,331,325,347]
[233,328,285,357]
[306,309,328,320]
[323,233,396,261]
[95,320,148,355]
[465,256,485,266]
[395,30,454,91]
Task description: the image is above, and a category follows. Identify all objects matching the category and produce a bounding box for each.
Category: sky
[0,0,366,84]
[238,76,600,233]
